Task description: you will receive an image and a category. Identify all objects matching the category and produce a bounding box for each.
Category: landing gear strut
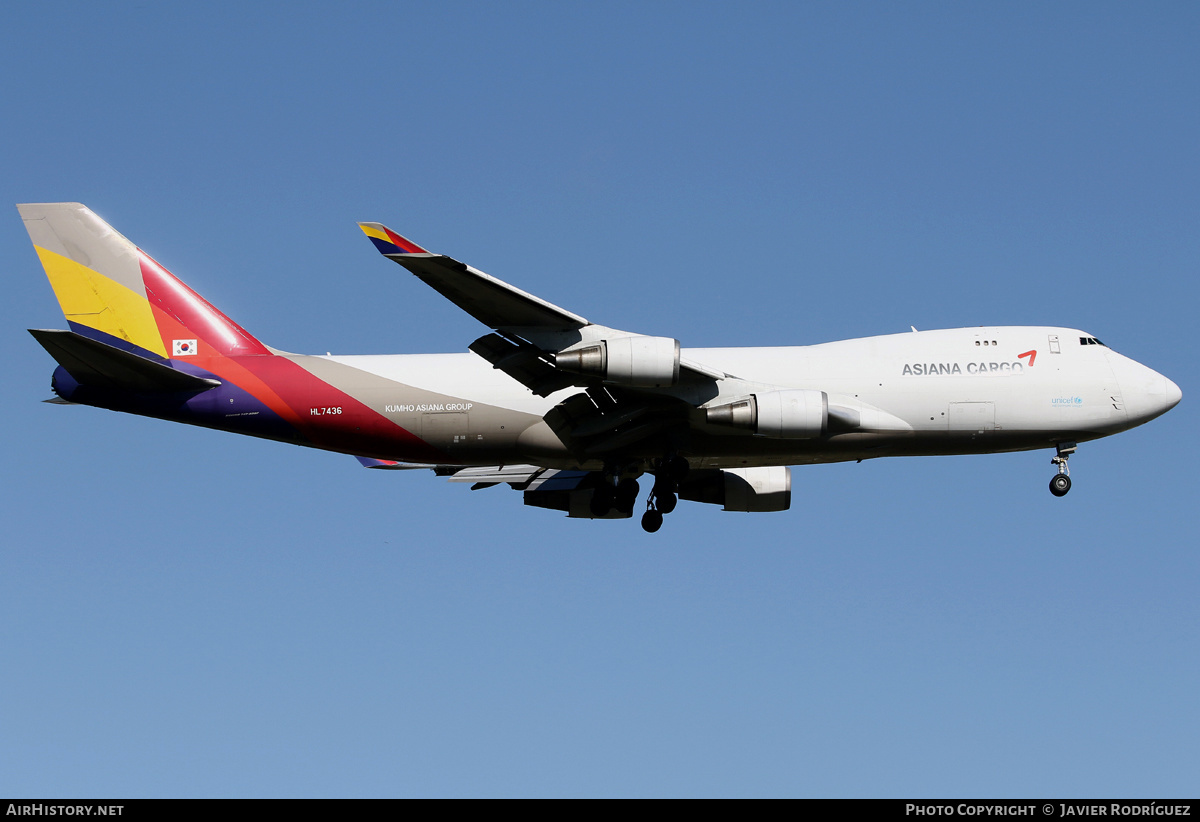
[1049,442,1075,497]
[641,455,690,532]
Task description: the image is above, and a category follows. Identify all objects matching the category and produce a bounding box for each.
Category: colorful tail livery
[23,203,1180,533]
[21,203,441,463]
[22,203,270,361]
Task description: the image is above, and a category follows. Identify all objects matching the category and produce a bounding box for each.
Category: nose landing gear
[1050,473,1072,496]
[1049,442,1076,497]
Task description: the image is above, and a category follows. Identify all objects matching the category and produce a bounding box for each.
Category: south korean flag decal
[173,339,198,356]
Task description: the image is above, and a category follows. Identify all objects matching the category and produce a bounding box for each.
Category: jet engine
[705,389,828,438]
[678,466,792,512]
[554,336,681,387]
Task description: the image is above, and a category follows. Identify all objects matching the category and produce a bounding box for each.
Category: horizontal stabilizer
[29,329,221,393]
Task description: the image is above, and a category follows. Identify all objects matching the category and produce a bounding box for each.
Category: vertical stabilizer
[18,203,269,360]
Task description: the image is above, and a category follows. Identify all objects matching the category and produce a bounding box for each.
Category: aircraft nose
[1164,375,1182,410]
[1109,351,1181,423]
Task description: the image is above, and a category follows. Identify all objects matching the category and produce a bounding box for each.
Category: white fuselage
[321,326,1180,469]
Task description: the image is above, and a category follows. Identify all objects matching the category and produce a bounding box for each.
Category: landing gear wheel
[615,479,640,514]
[656,491,678,514]
[1048,442,1076,498]
[1049,474,1072,497]
[641,509,664,533]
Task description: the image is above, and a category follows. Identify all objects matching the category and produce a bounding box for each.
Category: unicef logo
[1051,396,1084,406]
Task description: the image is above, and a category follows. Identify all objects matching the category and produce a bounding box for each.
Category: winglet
[358,218,590,331]
[358,222,429,256]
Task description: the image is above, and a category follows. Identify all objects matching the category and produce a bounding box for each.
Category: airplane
[21,202,1182,532]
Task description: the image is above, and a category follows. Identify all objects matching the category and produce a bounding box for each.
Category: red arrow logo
[1018,350,1037,367]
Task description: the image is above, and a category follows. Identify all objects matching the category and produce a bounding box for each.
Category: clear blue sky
[1,2,1196,798]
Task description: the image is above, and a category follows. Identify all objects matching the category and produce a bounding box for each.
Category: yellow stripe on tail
[33,244,168,359]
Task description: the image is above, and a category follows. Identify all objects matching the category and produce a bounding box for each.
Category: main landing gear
[641,455,689,533]
[1049,442,1076,497]
[591,475,640,518]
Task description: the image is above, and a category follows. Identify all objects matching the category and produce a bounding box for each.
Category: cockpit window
[1079,337,1106,346]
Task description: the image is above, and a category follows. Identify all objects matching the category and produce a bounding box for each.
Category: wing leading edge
[358,221,729,395]
[358,222,588,332]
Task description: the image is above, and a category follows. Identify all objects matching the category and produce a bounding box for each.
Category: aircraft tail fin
[18,203,270,361]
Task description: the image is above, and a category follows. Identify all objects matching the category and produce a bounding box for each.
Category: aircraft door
[421,411,470,453]
[948,402,995,434]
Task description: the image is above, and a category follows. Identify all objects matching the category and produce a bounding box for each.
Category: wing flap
[445,464,547,487]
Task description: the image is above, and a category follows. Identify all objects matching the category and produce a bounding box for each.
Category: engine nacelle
[678,466,792,512]
[554,336,681,387]
[705,389,828,438]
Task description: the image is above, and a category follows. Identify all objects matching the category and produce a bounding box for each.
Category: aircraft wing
[354,457,588,496]
[443,464,547,485]
[358,223,588,332]
[360,222,730,398]
[354,457,552,490]
[449,466,628,518]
